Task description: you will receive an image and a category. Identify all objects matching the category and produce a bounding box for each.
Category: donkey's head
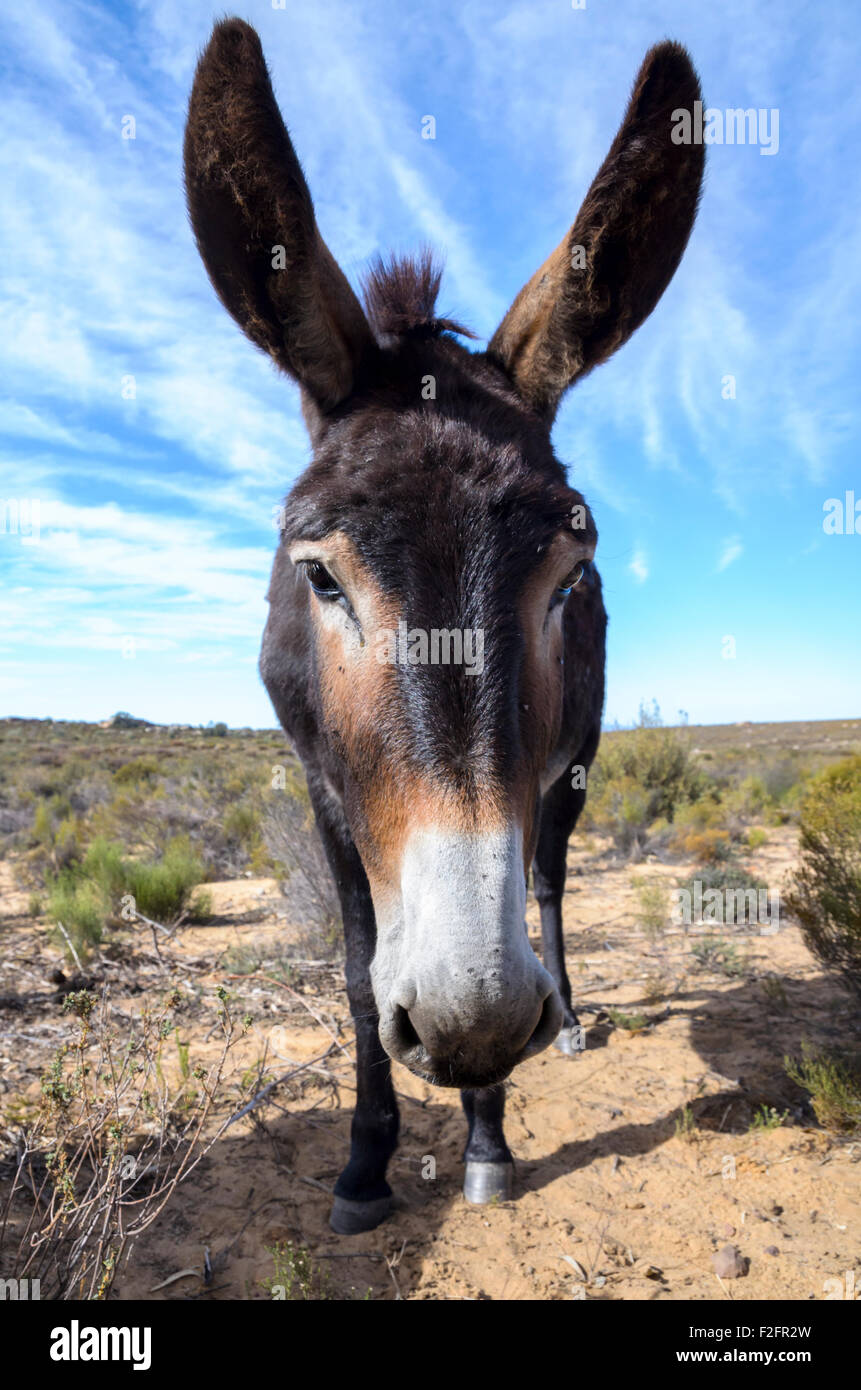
[185,19,703,1088]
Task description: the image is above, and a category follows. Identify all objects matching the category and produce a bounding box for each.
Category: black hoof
[463,1161,514,1204]
[329,1193,393,1235]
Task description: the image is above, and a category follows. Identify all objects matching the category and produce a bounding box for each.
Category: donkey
[184,18,703,1233]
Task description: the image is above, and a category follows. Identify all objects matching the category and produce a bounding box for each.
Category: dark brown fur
[184,17,704,1229]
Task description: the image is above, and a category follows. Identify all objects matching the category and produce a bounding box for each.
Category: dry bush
[263,794,342,959]
[0,986,254,1299]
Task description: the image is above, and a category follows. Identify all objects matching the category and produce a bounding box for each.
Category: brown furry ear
[184,18,376,411]
[487,41,705,420]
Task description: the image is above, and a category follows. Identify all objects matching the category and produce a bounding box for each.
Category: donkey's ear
[487,41,704,420]
[184,18,376,411]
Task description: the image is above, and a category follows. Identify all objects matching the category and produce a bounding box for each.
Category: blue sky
[1,0,858,728]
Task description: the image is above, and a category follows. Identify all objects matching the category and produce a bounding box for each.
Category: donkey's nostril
[522,989,564,1059]
[392,1005,422,1054]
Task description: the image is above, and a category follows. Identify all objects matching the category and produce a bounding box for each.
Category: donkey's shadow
[276,963,854,1228]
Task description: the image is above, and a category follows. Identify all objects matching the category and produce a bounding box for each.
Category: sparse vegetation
[643,970,671,1004]
[785,755,861,999]
[0,985,254,1299]
[585,703,710,854]
[785,1042,861,1135]
[1,712,859,1300]
[675,1104,696,1140]
[690,937,748,979]
[675,860,771,927]
[760,975,789,1010]
[262,1240,330,1300]
[44,836,211,960]
[263,794,342,959]
[608,1007,649,1033]
[749,1104,789,1132]
[631,875,669,940]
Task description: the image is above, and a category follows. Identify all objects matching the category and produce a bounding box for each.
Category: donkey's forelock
[361,251,477,345]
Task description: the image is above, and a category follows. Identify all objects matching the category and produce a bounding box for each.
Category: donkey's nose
[380,982,562,1089]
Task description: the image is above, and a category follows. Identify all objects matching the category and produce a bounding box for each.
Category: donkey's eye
[303,561,342,600]
[556,563,586,599]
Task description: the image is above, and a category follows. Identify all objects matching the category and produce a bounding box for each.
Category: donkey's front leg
[461,1084,513,1204]
[331,913,399,1232]
[308,791,400,1234]
[331,1003,400,1234]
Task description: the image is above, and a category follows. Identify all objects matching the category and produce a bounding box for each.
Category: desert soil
[1,827,858,1301]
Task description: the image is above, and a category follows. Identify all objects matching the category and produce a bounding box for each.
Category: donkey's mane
[362,251,476,343]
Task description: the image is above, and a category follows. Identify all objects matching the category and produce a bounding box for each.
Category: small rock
[724,1224,736,1238]
[770,1203,783,1217]
[713,1244,749,1279]
[764,1246,780,1257]
[644,1266,663,1280]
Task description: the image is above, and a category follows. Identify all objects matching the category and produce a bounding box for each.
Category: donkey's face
[281,387,597,1084]
[185,19,703,1087]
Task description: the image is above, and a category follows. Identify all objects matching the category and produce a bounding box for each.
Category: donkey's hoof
[463,1161,514,1205]
[555,1025,585,1057]
[330,1193,393,1235]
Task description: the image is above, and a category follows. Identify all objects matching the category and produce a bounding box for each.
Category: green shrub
[586,703,712,853]
[113,757,160,786]
[690,937,748,978]
[721,775,769,820]
[631,876,668,940]
[223,801,260,847]
[785,755,861,997]
[669,797,739,861]
[46,836,209,950]
[122,838,208,924]
[80,837,127,901]
[676,862,771,925]
[32,800,60,846]
[53,815,83,870]
[785,1042,861,1134]
[607,1007,649,1033]
[47,874,105,958]
[749,1105,788,1132]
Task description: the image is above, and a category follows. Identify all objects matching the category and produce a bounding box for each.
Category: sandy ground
[1,828,858,1301]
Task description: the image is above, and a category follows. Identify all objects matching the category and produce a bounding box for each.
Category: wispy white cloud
[717,535,743,572]
[1,0,859,725]
[628,550,649,584]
